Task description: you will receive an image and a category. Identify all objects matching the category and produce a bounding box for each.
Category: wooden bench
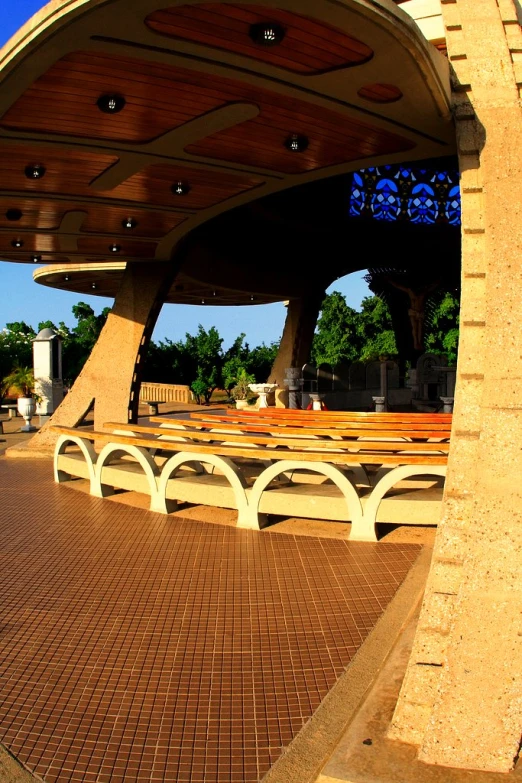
[187,411,452,435]
[232,408,452,421]
[52,418,449,541]
[1,404,18,419]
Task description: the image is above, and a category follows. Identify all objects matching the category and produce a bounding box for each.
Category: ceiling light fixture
[11,239,24,248]
[6,209,22,221]
[122,217,137,230]
[91,282,97,289]
[284,134,309,152]
[250,294,255,301]
[31,254,42,263]
[64,275,70,281]
[249,22,285,46]
[97,94,126,114]
[172,181,190,196]
[25,164,46,179]
[201,298,205,305]
[109,243,121,253]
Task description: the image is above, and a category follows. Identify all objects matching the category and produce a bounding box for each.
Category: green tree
[358,296,398,361]
[62,303,111,384]
[0,322,36,387]
[246,341,279,381]
[144,337,196,385]
[311,291,363,366]
[222,333,248,391]
[188,325,224,404]
[424,291,460,364]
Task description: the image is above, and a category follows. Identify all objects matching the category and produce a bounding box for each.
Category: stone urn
[17,396,37,432]
[248,383,278,408]
[235,399,249,410]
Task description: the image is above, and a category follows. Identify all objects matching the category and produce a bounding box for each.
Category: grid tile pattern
[0,459,420,782]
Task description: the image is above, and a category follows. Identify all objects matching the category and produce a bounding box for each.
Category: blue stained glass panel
[349,164,461,225]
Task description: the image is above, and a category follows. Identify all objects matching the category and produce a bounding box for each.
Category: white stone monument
[33,327,64,419]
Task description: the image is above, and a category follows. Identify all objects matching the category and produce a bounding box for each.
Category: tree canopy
[311,289,459,369]
[1,290,459,404]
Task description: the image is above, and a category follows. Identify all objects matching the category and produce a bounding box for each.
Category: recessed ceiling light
[97,94,126,114]
[31,254,42,263]
[91,282,97,289]
[284,134,309,152]
[172,181,190,196]
[11,239,24,248]
[25,164,46,179]
[122,217,137,230]
[109,243,121,253]
[6,209,22,221]
[64,275,70,281]
[249,22,285,46]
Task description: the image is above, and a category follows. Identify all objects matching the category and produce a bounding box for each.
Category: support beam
[390,0,522,772]
[20,261,179,453]
[269,293,324,407]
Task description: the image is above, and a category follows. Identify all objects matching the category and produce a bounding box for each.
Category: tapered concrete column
[19,261,178,453]
[269,293,323,407]
[390,0,522,772]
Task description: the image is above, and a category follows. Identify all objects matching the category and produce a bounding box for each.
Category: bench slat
[52,425,448,466]
[189,412,452,432]
[104,421,450,453]
[152,416,451,440]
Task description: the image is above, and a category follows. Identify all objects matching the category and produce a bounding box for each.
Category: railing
[139,382,193,404]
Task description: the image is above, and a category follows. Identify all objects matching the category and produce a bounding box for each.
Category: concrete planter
[17,396,37,432]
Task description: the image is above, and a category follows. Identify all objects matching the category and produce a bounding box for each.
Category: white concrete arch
[361,464,447,541]
[54,433,97,489]
[155,452,250,522]
[247,460,364,536]
[93,443,160,503]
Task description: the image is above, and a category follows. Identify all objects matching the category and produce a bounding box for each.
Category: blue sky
[0,1,370,348]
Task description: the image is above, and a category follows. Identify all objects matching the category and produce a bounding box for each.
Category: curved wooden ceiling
[145,5,374,74]
[0,0,453,304]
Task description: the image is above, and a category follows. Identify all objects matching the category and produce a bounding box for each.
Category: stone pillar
[269,293,323,407]
[33,327,64,418]
[372,396,386,413]
[283,367,301,409]
[19,261,178,453]
[390,0,522,772]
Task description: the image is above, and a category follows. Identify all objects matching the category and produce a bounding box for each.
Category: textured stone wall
[26,262,178,450]
[389,0,522,772]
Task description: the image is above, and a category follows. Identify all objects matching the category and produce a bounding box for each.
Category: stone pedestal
[283,367,301,409]
[308,393,324,411]
[372,396,386,413]
[248,384,278,408]
[440,396,454,413]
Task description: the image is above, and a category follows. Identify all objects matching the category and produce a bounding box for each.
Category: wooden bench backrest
[152,416,452,440]
[232,409,452,421]
[53,425,448,466]
[103,421,451,453]
[189,412,452,432]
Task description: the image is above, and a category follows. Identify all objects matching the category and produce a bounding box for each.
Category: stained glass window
[349,164,461,225]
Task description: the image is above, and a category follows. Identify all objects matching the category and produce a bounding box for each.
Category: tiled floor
[0,458,421,783]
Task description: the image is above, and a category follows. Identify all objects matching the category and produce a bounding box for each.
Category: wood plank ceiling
[0,0,453,305]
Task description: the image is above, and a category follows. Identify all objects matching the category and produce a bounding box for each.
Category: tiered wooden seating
[51,412,451,542]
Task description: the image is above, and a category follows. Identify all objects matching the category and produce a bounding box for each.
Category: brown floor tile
[0,457,420,782]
